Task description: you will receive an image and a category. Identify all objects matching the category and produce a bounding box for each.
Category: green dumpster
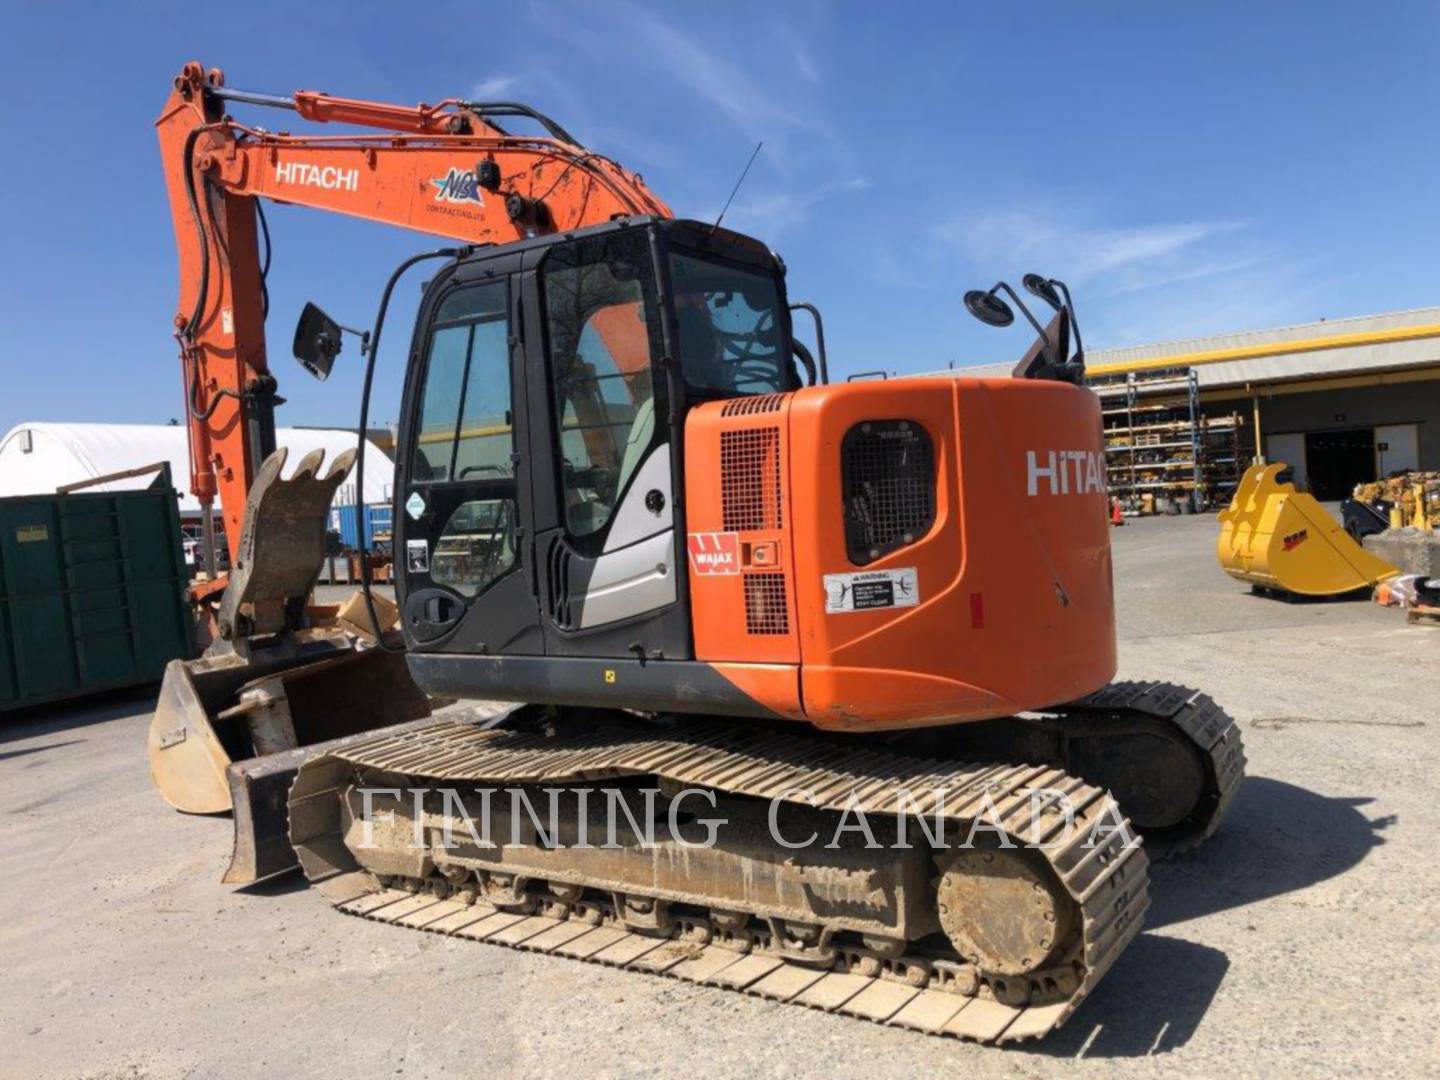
[0,467,193,712]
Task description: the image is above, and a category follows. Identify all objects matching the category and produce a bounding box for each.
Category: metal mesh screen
[743,572,790,635]
[721,393,786,417]
[721,428,783,531]
[841,420,935,565]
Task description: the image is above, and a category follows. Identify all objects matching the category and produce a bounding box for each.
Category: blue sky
[3,1,1439,436]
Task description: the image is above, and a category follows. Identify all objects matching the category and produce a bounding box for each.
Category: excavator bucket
[1216,462,1401,596]
[147,447,437,881]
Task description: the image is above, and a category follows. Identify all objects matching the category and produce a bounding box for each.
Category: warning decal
[688,532,741,576]
[824,567,920,613]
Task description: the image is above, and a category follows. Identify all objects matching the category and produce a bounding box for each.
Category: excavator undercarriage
[273,680,1241,1045]
[289,709,1152,1045]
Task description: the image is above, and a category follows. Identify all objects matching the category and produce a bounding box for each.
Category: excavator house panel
[691,377,1117,728]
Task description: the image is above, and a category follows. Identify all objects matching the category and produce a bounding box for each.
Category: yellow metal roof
[1086,306,1440,375]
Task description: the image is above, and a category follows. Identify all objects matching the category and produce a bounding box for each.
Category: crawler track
[290,717,1150,1045]
[1055,682,1246,857]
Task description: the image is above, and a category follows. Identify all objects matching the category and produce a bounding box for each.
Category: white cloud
[937,211,1247,286]
[932,208,1328,347]
[705,177,870,237]
[611,4,809,136]
[532,1,825,146]
[469,74,521,100]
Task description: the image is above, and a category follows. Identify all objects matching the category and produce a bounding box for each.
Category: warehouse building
[0,422,393,516]
[1088,306,1440,500]
[931,305,1440,503]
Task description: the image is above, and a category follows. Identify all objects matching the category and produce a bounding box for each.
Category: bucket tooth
[219,447,355,642]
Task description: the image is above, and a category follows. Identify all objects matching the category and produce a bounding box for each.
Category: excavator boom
[148,61,671,827]
[156,60,670,559]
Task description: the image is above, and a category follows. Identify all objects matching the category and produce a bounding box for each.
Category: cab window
[669,252,790,397]
[412,282,512,484]
[542,231,662,542]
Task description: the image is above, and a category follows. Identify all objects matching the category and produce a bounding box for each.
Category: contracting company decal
[824,568,919,614]
[1026,449,1106,496]
[273,161,359,192]
[688,532,741,576]
[431,168,485,205]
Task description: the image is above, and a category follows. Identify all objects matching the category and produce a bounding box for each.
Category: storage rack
[1196,412,1246,509]
[1088,367,1246,514]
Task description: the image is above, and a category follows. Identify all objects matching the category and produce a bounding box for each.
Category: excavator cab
[390,217,800,682]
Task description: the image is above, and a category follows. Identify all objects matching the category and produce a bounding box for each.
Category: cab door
[395,263,542,655]
[523,227,691,659]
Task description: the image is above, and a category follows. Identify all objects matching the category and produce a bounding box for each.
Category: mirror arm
[990,281,1064,367]
[989,282,1049,344]
[335,322,372,354]
[1052,279,1084,366]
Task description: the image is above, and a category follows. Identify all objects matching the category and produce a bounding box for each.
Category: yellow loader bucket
[1216,463,1401,596]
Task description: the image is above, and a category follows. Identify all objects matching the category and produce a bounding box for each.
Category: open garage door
[1305,428,1375,500]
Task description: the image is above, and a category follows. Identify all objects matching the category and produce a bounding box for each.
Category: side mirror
[292,302,343,381]
[1022,273,1064,312]
[963,289,1014,327]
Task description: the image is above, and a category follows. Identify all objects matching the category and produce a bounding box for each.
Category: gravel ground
[2,514,1437,1078]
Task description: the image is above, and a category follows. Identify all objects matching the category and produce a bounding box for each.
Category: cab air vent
[721,393,786,417]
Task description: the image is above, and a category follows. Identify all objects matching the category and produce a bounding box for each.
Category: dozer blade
[223,706,444,884]
[1216,463,1401,596]
[147,446,439,880]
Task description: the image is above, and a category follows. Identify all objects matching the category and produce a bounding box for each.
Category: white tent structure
[0,422,392,516]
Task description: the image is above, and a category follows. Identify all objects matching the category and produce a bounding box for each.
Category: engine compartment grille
[841,420,935,565]
[721,428,783,531]
[743,572,790,635]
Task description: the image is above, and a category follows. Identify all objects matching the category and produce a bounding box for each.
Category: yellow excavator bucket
[1216,463,1401,596]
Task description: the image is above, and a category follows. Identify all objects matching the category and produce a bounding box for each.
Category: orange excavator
[149,62,1244,1045]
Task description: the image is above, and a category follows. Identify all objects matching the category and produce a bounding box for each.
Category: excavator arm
[148,62,673,833]
[155,60,672,564]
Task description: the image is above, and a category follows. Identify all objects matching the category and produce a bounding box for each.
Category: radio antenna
[712,140,763,234]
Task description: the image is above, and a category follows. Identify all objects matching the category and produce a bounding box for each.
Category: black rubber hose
[792,340,817,386]
[181,126,211,341]
[187,368,239,421]
[256,199,271,319]
[355,248,464,653]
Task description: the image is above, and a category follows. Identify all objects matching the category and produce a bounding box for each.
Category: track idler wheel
[1068,723,1206,831]
[935,848,1075,977]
